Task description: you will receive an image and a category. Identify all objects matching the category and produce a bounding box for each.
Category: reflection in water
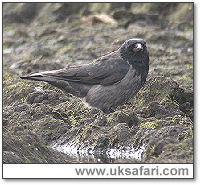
[51,142,145,163]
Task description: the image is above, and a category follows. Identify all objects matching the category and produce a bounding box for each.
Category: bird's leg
[102,108,110,114]
[109,107,115,113]
[98,107,115,119]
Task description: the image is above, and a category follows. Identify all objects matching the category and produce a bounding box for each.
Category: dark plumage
[21,38,149,113]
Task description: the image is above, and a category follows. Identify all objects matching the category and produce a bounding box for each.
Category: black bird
[21,38,149,113]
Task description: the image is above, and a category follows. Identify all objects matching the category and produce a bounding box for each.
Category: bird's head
[120,38,149,66]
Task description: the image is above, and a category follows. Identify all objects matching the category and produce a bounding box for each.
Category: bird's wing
[39,52,130,86]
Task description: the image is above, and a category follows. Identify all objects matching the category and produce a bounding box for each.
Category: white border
[3,164,194,179]
[1,0,198,183]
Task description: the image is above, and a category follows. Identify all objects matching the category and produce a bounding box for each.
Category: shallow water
[51,142,145,163]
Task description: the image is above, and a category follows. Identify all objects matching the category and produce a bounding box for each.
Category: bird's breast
[116,66,141,90]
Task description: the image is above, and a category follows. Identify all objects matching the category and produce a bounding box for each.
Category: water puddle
[51,142,145,163]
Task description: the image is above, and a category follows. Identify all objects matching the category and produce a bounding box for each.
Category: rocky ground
[3,3,193,163]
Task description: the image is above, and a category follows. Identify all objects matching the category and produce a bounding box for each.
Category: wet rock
[108,110,139,128]
[3,151,24,164]
[3,3,43,24]
[138,101,183,119]
[141,126,193,163]
[110,3,132,10]
[132,76,179,107]
[113,10,161,28]
[53,3,89,22]
[3,74,193,163]
[170,87,194,120]
[26,90,66,105]
[111,123,131,144]
[95,135,110,150]
[3,132,74,163]
[95,116,107,127]
[81,14,117,25]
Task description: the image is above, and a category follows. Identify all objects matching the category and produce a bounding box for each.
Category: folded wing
[21,52,130,86]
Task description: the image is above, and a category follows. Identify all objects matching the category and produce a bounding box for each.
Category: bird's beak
[133,43,143,52]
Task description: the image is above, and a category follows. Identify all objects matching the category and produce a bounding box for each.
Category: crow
[21,38,149,113]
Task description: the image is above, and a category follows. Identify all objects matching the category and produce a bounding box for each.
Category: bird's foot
[102,107,114,114]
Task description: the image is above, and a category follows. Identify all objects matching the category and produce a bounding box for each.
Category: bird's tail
[20,70,60,82]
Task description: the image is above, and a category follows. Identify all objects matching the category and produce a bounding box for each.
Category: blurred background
[3,2,193,89]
